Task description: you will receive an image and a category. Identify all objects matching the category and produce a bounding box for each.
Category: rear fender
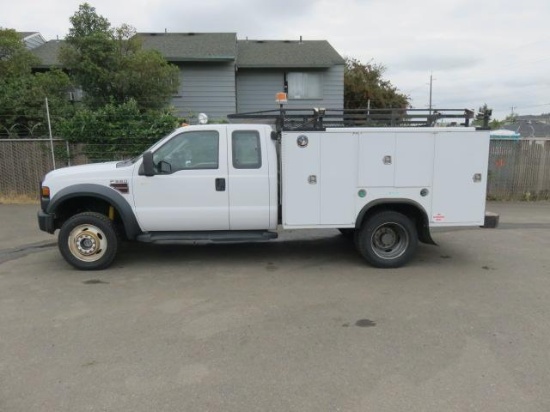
[356,199,436,245]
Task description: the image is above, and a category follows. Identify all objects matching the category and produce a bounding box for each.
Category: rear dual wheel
[355,211,417,268]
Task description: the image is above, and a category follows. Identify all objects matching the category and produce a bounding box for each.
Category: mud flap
[418,221,437,245]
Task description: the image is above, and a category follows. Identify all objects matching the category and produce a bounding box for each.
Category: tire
[338,228,355,240]
[355,211,418,268]
[58,212,119,270]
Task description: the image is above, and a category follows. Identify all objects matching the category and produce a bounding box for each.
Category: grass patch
[0,193,39,205]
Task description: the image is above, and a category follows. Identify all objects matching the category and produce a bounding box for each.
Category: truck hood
[43,161,137,199]
[44,161,122,180]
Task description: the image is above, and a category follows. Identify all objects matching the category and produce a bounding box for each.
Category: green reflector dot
[358,189,367,198]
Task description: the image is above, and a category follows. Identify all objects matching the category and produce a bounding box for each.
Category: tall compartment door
[320,132,358,225]
[282,132,321,226]
[431,131,490,224]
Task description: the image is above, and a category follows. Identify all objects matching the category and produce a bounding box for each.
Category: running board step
[136,230,278,244]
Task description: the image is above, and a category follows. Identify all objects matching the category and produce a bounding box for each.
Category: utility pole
[510,106,516,117]
[428,73,435,115]
[45,97,56,170]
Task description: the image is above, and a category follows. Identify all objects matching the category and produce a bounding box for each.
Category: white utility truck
[38,104,491,270]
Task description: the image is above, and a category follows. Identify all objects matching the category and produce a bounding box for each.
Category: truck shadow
[114,231,446,270]
[117,233,359,266]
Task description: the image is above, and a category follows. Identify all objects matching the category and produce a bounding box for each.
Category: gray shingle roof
[17,32,38,39]
[26,33,344,70]
[137,33,237,61]
[237,40,345,68]
[30,40,63,67]
[503,120,550,138]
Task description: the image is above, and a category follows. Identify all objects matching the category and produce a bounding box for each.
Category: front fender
[47,184,142,240]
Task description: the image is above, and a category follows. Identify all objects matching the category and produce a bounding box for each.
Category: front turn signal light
[41,186,50,198]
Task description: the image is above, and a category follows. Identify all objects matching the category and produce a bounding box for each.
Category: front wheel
[58,212,119,270]
[356,211,418,268]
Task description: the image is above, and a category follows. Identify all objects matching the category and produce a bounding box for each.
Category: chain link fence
[0,138,151,197]
[1,137,550,200]
[0,139,64,197]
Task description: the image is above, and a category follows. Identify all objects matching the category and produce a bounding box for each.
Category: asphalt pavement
[0,202,549,412]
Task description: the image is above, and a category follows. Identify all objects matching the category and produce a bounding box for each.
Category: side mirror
[142,151,155,176]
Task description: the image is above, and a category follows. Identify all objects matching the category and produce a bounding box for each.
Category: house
[28,40,63,70]
[138,33,238,120]
[235,38,345,113]
[138,33,345,119]
[28,32,345,120]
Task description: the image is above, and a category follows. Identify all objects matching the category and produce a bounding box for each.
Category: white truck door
[227,126,271,230]
[131,128,230,231]
[431,130,490,225]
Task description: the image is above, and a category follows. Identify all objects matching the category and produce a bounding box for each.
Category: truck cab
[132,124,278,232]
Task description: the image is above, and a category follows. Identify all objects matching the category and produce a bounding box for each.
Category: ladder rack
[227,107,489,132]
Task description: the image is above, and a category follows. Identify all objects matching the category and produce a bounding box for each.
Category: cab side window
[232,130,262,169]
[153,131,219,173]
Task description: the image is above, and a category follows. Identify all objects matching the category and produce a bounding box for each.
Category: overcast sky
[2,0,549,120]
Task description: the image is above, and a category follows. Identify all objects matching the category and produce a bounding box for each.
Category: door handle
[215,178,226,191]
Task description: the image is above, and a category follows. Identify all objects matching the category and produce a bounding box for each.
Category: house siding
[172,62,236,121]
[236,71,284,113]
[321,65,344,110]
[236,65,344,113]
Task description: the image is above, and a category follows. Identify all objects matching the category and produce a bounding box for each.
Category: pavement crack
[0,241,56,264]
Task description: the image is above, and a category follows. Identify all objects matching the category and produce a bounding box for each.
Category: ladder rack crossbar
[227,107,482,131]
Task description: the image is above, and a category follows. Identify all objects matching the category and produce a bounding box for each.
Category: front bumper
[38,211,55,234]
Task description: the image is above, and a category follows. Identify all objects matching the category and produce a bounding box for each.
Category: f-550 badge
[110,180,129,194]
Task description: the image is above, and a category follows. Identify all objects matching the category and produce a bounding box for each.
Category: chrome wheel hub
[68,224,108,262]
[371,223,409,260]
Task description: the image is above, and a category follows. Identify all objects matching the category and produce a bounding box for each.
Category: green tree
[0,28,73,137]
[473,104,504,129]
[0,28,39,78]
[344,57,409,110]
[58,99,182,160]
[60,3,179,110]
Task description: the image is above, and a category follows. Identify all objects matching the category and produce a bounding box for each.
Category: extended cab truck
[38,108,491,270]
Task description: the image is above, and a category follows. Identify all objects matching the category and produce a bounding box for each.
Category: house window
[287,72,323,99]
[232,130,262,169]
